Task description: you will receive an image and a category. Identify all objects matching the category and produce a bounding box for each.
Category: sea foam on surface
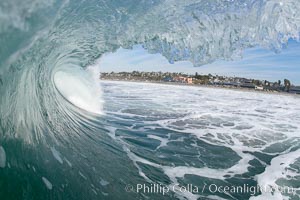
[102,81,300,200]
[0,146,6,168]
[42,177,53,190]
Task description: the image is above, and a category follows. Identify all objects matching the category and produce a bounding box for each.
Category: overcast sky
[99,40,300,85]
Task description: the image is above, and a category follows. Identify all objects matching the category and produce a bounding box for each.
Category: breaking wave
[0,0,299,199]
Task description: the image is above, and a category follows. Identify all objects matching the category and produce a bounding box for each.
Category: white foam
[164,166,227,180]
[79,171,87,180]
[54,65,103,114]
[147,135,169,149]
[64,158,72,167]
[51,147,63,164]
[42,177,53,190]
[103,81,300,200]
[0,146,6,168]
[99,178,109,186]
[250,148,300,200]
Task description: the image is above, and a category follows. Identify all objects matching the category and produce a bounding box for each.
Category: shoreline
[100,79,300,97]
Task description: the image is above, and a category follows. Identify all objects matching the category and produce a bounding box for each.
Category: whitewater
[102,81,300,199]
[0,0,300,199]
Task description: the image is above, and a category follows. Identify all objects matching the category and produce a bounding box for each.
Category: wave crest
[0,1,299,199]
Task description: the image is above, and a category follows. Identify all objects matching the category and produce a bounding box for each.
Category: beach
[100,79,300,97]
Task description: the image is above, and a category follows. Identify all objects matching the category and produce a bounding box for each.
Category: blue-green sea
[1,0,300,199]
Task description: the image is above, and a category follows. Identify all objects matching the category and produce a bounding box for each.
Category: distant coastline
[100,71,300,95]
[101,80,300,98]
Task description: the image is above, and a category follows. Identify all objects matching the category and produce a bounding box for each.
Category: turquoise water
[1,0,300,199]
[1,80,300,200]
[100,81,300,200]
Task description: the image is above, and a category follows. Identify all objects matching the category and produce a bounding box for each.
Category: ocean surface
[100,81,300,200]
[1,80,300,200]
[1,0,300,199]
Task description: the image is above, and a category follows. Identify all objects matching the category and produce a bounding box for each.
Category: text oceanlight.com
[125,183,297,196]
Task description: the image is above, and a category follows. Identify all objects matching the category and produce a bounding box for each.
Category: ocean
[99,81,300,199]
[1,79,300,200]
[1,0,300,199]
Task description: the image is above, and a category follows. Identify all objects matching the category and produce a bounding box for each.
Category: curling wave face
[0,0,300,199]
[54,68,103,115]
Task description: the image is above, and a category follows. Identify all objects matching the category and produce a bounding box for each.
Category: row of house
[167,76,193,84]
[163,75,300,94]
